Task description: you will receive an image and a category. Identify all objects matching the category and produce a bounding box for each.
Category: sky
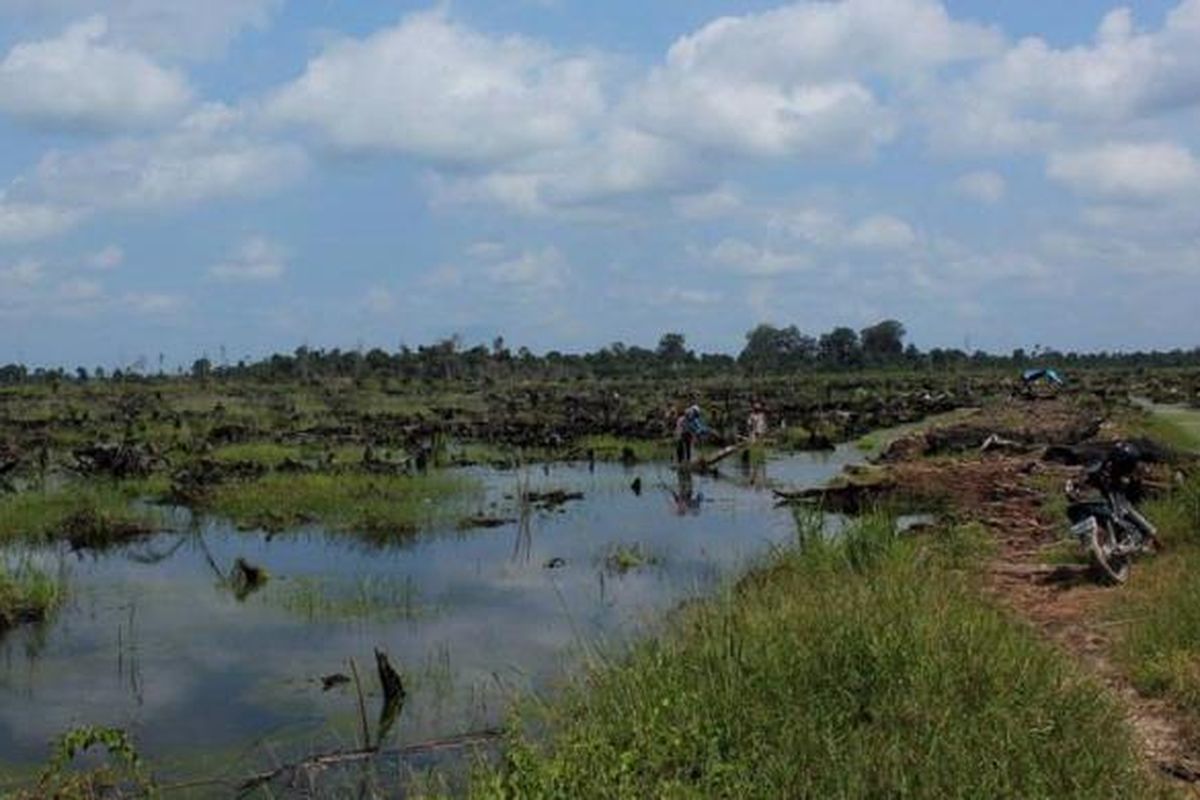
[0,0,1198,369]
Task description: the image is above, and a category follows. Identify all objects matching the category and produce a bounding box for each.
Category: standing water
[0,449,855,789]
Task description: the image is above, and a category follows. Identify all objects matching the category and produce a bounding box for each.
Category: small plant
[603,542,662,575]
[19,725,152,799]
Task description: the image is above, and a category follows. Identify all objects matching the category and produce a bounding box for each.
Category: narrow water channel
[0,448,856,788]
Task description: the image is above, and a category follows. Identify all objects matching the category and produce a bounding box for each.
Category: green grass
[1138,405,1200,453]
[0,559,64,630]
[205,471,481,535]
[855,407,979,455]
[577,435,672,462]
[473,516,1156,798]
[1112,473,1200,713]
[0,482,163,544]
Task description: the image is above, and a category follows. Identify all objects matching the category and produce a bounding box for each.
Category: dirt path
[869,400,1200,791]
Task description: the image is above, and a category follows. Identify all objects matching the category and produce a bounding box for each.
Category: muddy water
[0,449,854,786]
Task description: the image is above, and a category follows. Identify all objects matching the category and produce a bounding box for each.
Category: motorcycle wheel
[1089,518,1130,585]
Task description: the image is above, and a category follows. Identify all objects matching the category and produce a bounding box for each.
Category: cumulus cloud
[707,238,810,276]
[954,170,1006,204]
[629,0,999,159]
[267,10,606,164]
[930,2,1200,153]
[1046,141,1200,200]
[0,200,81,242]
[846,214,917,250]
[486,246,568,291]
[773,206,919,252]
[209,236,287,282]
[30,103,308,211]
[0,16,192,130]
[0,0,283,61]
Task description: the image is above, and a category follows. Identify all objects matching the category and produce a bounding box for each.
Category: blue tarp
[1022,368,1064,386]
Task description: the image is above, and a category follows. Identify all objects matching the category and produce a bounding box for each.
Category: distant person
[747,402,768,442]
[675,404,708,464]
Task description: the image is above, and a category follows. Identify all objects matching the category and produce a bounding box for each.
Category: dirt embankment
[796,398,1200,789]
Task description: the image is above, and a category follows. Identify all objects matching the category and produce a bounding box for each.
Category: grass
[205,471,482,535]
[576,435,672,463]
[1137,405,1200,453]
[602,542,662,575]
[855,407,979,455]
[0,558,63,630]
[472,516,1156,798]
[0,482,163,545]
[1110,472,1200,713]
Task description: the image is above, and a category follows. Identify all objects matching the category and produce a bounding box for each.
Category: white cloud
[661,286,721,305]
[430,126,693,215]
[629,0,999,160]
[953,170,1006,204]
[209,236,287,282]
[0,258,44,289]
[672,186,742,220]
[0,16,191,130]
[708,238,810,276]
[1047,141,1200,200]
[267,10,606,164]
[847,214,917,250]
[123,291,182,314]
[486,246,569,291]
[773,206,919,252]
[30,103,308,211]
[87,244,125,270]
[0,200,81,242]
[56,277,103,301]
[929,2,1200,153]
[633,74,894,159]
[0,0,282,61]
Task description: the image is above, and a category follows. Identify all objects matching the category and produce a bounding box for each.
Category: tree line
[2,319,1199,386]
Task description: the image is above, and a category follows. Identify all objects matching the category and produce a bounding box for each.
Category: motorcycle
[1065,441,1159,584]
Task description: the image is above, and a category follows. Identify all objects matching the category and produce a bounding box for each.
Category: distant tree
[75,367,89,382]
[191,357,212,381]
[860,320,906,363]
[818,327,861,368]
[739,324,815,371]
[656,332,693,365]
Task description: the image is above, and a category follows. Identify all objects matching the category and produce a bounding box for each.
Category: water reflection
[0,448,855,785]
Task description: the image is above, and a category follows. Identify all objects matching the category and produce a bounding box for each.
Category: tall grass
[0,559,63,629]
[472,516,1153,798]
[1113,474,1200,711]
[0,482,162,544]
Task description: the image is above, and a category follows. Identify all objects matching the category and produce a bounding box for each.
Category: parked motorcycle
[1065,441,1158,584]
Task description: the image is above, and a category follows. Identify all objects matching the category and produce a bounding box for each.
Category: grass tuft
[473,517,1153,798]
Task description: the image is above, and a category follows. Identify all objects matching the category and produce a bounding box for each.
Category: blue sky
[0,0,1198,369]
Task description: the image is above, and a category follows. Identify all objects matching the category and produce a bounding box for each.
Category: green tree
[860,320,906,363]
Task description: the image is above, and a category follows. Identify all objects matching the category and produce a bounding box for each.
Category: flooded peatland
[0,448,855,792]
